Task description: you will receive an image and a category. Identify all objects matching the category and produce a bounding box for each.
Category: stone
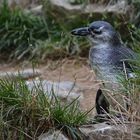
[48,0,128,14]
[26,80,83,102]
[38,130,69,140]
[38,123,140,140]
[28,5,43,15]
[0,0,39,9]
[79,122,139,140]
[0,69,41,80]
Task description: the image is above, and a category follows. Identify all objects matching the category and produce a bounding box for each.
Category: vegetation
[0,1,48,60]
[120,26,140,121]
[0,0,90,61]
[0,77,90,139]
[127,24,140,52]
[114,54,140,121]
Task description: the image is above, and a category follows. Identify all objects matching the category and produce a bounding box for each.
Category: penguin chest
[89,46,118,81]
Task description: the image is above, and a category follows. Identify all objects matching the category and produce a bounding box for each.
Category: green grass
[0,0,89,61]
[127,24,140,52]
[0,1,48,60]
[0,77,90,139]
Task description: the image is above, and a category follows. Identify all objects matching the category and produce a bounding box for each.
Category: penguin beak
[71,27,90,36]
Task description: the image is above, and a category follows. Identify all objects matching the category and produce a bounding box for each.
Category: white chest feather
[89,44,118,81]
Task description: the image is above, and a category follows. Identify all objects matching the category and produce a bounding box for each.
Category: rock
[38,123,140,140]
[24,4,43,16]
[26,80,83,103]
[79,122,139,140]
[0,0,43,16]
[0,0,40,9]
[28,5,43,15]
[43,0,131,22]
[0,69,41,80]
[47,0,128,14]
[38,130,69,140]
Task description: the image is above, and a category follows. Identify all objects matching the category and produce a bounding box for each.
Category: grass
[119,56,140,121]
[0,77,90,139]
[0,0,90,61]
[110,22,140,121]
[0,1,48,60]
[101,28,140,139]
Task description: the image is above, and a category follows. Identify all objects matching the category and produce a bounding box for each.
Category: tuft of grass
[119,57,140,121]
[0,77,90,139]
[127,24,140,52]
[0,1,48,60]
[108,24,140,122]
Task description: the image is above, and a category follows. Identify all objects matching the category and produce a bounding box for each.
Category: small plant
[0,77,90,139]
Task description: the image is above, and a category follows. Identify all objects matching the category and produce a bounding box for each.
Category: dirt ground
[0,58,100,114]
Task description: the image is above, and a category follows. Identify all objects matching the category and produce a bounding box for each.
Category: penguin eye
[88,28,102,35]
[89,26,104,35]
[93,29,102,34]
